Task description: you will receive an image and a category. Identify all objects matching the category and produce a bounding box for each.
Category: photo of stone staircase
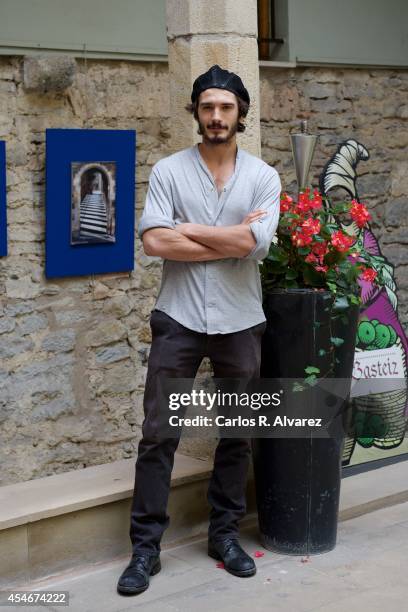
[79,191,109,241]
[71,162,116,245]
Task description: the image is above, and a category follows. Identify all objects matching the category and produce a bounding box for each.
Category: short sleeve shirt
[138,144,281,334]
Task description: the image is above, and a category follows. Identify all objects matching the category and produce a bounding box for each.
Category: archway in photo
[71,162,116,244]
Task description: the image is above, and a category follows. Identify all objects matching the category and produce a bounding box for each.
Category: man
[117,64,281,596]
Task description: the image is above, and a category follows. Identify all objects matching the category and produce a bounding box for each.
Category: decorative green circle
[358,321,375,345]
[369,414,388,437]
[374,324,391,349]
[358,437,374,448]
[388,326,397,346]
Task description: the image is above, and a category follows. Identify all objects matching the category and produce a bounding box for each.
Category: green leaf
[285,269,298,280]
[318,349,326,356]
[298,247,311,255]
[305,366,320,375]
[331,203,351,215]
[266,247,285,262]
[304,374,318,387]
[302,266,324,287]
[349,294,361,305]
[330,336,345,347]
[284,280,300,288]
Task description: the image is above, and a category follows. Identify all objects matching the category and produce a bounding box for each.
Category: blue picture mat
[0,141,6,257]
[45,128,136,278]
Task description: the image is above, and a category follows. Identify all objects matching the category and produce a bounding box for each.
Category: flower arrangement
[260,188,383,385]
[261,188,381,306]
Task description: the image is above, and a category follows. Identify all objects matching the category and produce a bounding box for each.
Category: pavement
[2,500,408,612]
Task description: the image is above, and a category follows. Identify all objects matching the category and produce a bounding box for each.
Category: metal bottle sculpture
[290,120,318,190]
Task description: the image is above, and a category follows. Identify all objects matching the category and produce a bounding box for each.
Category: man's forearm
[177,223,256,257]
[142,227,230,261]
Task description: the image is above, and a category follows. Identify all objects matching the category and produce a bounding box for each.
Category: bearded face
[196,88,240,145]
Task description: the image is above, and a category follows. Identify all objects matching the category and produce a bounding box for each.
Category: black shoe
[208,537,256,577]
[117,553,161,595]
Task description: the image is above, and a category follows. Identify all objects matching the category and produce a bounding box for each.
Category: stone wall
[259,66,408,327]
[0,56,175,485]
[0,55,407,485]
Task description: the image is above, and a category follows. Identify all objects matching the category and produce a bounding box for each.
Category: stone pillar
[166,0,261,156]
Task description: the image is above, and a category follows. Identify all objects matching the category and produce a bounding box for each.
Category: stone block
[94,342,131,364]
[84,320,127,348]
[166,0,257,38]
[391,162,408,197]
[0,525,29,589]
[102,296,133,318]
[384,198,408,228]
[5,276,41,299]
[16,312,48,336]
[23,55,77,93]
[41,329,76,353]
[304,82,338,99]
[0,318,15,334]
[0,336,34,359]
[96,362,139,395]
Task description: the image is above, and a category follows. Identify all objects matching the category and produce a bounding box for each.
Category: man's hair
[185,94,249,133]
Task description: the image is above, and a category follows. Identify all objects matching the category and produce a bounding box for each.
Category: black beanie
[191,64,250,105]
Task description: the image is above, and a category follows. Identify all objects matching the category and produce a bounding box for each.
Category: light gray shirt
[138,144,281,334]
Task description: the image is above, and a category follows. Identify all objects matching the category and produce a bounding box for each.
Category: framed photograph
[0,141,6,257]
[71,161,116,245]
[45,129,135,278]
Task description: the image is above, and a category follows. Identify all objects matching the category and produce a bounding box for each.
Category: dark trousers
[129,309,266,555]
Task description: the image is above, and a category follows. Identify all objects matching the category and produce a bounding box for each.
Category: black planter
[252,288,360,555]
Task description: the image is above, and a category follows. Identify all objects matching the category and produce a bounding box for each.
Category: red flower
[292,232,313,247]
[282,193,293,203]
[312,241,329,257]
[295,189,312,215]
[295,200,310,215]
[280,193,294,213]
[305,252,318,264]
[309,190,323,210]
[301,218,321,236]
[350,200,371,228]
[331,230,355,252]
[361,267,377,282]
[315,264,328,273]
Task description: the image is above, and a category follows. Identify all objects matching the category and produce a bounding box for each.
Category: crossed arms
[142,210,267,261]
[139,164,282,263]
